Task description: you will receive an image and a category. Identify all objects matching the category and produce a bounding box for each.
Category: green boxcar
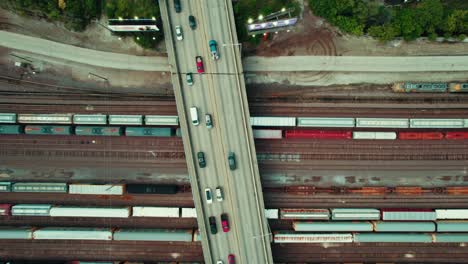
[354,233,433,243]
[24,125,72,135]
[401,82,448,93]
[73,114,107,125]
[435,233,468,242]
[109,115,143,125]
[113,229,193,241]
[0,125,22,134]
[293,221,373,232]
[145,115,179,126]
[12,182,68,193]
[297,117,355,127]
[75,126,123,136]
[0,228,33,239]
[125,127,173,137]
[437,221,468,232]
[0,182,12,192]
[374,221,436,232]
[0,113,16,123]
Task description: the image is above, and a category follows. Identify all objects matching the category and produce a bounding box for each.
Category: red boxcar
[446,132,468,140]
[285,130,352,139]
[0,204,12,216]
[398,132,444,140]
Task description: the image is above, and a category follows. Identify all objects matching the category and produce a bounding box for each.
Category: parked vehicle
[189,15,197,29]
[205,188,212,204]
[209,216,217,234]
[175,25,183,41]
[196,56,205,73]
[205,114,213,129]
[198,152,206,168]
[186,72,193,86]
[215,187,224,202]
[228,152,236,170]
[221,213,230,232]
[209,40,219,60]
[174,0,181,13]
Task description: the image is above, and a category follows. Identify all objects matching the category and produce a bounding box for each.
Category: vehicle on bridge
[189,15,197,30]
[221,213,230,232]
[205,114,213,129]
[228,152,236,170]
[186,72,193,86]
[228,254,235,264]
[209,216,217,234]
[198,152,206,168]
[173,0,181,13]
[216,187,224,202]
[209,40,219,60]
[175,25,183,41]
[190,107,199,126]
[205,188,212,204]
[195,56,205,73]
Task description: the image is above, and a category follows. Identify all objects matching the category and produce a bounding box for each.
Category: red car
[228,254,235,264]
[196,56,205,74]
[221,213,229,232]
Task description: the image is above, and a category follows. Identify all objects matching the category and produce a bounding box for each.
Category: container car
[108,115,143,125]
[193,229,201,241]
[49,206,130,218]
[398,132,444,140]
[274,232,353,243]
[12,182,68,193]
[176,128,182,137]
[145,115,179,126]
[126,184,178,194]
[354,233,433,243]
[374,221,436,232]
[265,209,279,219]
[25,125,73,135]
[75,126,123,136]
[252,129,283,139]
[72,114,107,125]
[331,208,380,220]
[0,228,33,239]
[132,207,180,217]
[68,184,124,195]
[285,130,352,139]
[437,221,468,232]
[293,221,373,232]
[181,208,197,218]
[250,117,296,127]
[280,208,330,220]
[297,117,355,127]
[435,233,468,242]
[11,204,52,216]
[17,114,73,124]
[0,204,11,216]
[0,182,12,192]
[392,82,448,93]
[355,118,409,128]
[33,227,113,240]
[436,209,468,219]
[409,119,464,128]
[0,113,16,123]
[446,132,468,140]
[465,119,468,128]
[0,125,22,134]
[113,229,193,242]
[352,132,397,140]
[381,209,436,221]
[449,83,468,92]
[125,127,173,137]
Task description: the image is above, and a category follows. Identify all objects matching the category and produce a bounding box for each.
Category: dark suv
[228,152,236,170]
[174,0,181,13]
[197,152,206,168]
[189,15,197,30]
[209,216,217,234]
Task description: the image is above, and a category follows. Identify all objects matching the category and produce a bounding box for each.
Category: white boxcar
[274,232,353,243]
[0,113,16,123]
[17,114,73,124]
[11,204,52,216]
[297,117,355,127]
[0,228,33,239]
[356,118,409,128]
[436,209,468,219]
[293,221,374,232]
[280,209,330,220]
[253,129,283,139]
[73,114,107,125]
[145,115,179,126]
[353,132,397,140]
[410,119,464,128]
[331,208,381,220]
[69,184,124,195]
[464,119,468,128]
[50,206,130,218]
[33,227,113,240]
[108,115,143,125]
[113,229,193,242]
[265,209,279,219]
[181,208,197,218]
[12,182,68,193]
[250,117,296,127]
[132,207,179,217]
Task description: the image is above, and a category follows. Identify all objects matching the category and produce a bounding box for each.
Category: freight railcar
[0,204,11,216]
[181,208,197,218]
[126,184,178,194]
[0,182,12,192]
[393,82,448,93]
[250,117,296,127]
[354,233,433,243]
[75,126,123,136]
[252,129,283,139]
[24,125,73,135]
[398,132,444,140]
[34,227,113,240]
[374,221,436,232]
[11,204,52,216]
[145,115,179,126]
[280,208,330,220]
[274,232,353,243]
[436,209,468,219]
[125,127,173,137]
[73,114,107,125]
[18,114,73,124]
[449,83,468,92]
[293,221,373,232]
[446,132,468,139]
[381,209,436,221]
[132,207,180,217]
[49,206,131,218]
[113,229,193,242]
[12,182,68,193]
[410,119,465,128]
[437,221,468,232]
[297,117,355,127]
[352,131,397,140]
[265,209,279,219]
[0,113,16,123]
[355,118,409,128]
[108,115,143,125]
[285,130,352,139]
[0,228,33,239]
[0,125,22,134]
[331,208,380,220]
[68,184,125,195]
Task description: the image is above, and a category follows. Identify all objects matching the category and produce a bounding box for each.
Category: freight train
[393,82,468,93]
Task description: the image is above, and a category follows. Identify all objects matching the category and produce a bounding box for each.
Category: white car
[205,188,213,204]
[215,187,224,202]
[175,25,183,41]
[217,261,223,264]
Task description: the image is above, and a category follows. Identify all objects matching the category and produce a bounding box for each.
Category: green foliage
[106,0,160,19]
[458,34,467,41]
[368,23,399,42]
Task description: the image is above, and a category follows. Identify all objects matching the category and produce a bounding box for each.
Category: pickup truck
[209,40,219,60]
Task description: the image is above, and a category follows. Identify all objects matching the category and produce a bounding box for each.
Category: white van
[190,107,199,126]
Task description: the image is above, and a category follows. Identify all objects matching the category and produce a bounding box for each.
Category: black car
[198,151,206,168]
[189,15,197,30]
[228,152,236,170]
[174,0,181,13]
[209,216,217,234]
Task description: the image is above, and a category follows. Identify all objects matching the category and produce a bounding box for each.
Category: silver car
[205,114,213,129]
[175,25,183,41]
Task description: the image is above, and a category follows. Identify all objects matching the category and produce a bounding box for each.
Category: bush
[458,34,467,41]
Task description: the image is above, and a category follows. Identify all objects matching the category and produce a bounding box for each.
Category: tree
[368,23,399,41]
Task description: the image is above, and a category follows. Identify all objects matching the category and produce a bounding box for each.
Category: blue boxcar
[75,126,123,136]
[435,233,468,242]
[125,127,173,137]
[437,221,468,232]
[293,221,373,232]
[0,125,22,134]
[24,125,72,135]
[113,229,193,242]
[354,233,433,243]
[393,82,448,93]
[374,221,436,232]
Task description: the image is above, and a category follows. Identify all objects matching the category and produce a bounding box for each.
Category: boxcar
[0,204,12,216]
[75,126,123,136]
[436,209,468,219]
[11,204,52,216]
[181,208,197,218]
[274,232,353,243]
[252,129,283,139]
[250,117,296,127]
[0,125,22,134]
[409,119,464,128]
[265,209,279,219]
[193,229,201,241]
[297,117,355,128]
[176,128,182,137]
[49,206,130,218]
[17,114,73,124]
[437,221,468,232]
[354,233,433,243]
[113,229,193,242]
[24,125,73,135]
[108,115,143,125]
[0,182,12,192]
[280,209,330,220]
[355,118,409,128]
[435,233,468,242]
[446,132,468,140]
[449,83,468,92]
[465,119,468,128]
[285,130,352,139]
[398,132,444,140]
[132,207,180,217]
[33,227,113,240]
[125,127,173,137]
[353,132,397,140]
[68,184,124,195]
[331,208,380,220]
[382,209,436,221]
[293,221,373,232]
[73,114,107,125]
[12,182,67,193]
[0,113,16,123]
[126,184,178,194]
[393,82,448,93]
[145,115,179,126]
[374,221,436,232]
[0,228,33,239]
